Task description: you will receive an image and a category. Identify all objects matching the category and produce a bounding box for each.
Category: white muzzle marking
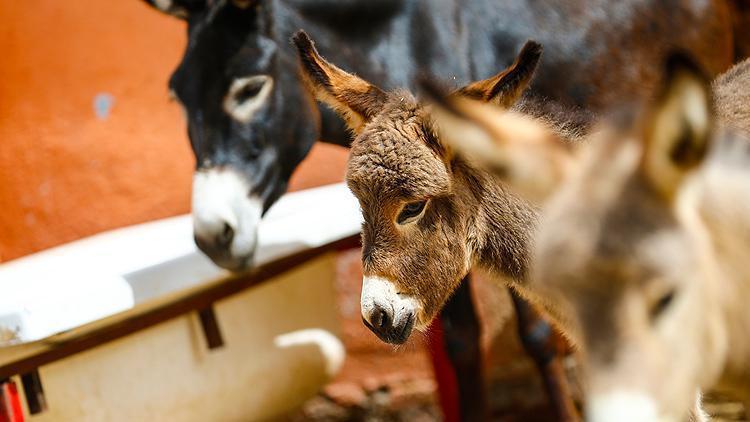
[360,276,421,328]
[192,168,262,265]
[587,391,670,422]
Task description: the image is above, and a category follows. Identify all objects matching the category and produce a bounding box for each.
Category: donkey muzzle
[360,276,420,344]
[192,167,262,271]
[586,390,675,422]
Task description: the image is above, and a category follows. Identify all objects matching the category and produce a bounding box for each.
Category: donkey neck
[456,161,539,282]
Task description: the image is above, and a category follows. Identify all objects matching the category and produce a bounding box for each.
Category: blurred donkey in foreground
[429,55,750,421]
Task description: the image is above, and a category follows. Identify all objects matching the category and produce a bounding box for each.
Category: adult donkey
[141,0,737,270]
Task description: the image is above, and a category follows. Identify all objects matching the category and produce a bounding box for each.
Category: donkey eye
[224,75,274,123]
[650,289,677,321]
[397,200,428,225]
[236,80,265,103]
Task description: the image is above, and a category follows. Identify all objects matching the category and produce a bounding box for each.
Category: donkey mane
[512,93,596,143]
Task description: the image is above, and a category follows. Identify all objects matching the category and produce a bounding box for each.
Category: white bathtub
[0,183,362,421]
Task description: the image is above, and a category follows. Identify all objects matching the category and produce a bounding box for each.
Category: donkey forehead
[538,135,687,283]
[346,107,451,200]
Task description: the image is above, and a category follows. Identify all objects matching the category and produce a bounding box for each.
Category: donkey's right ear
[456,40,542,108]
[292,30,388,134]
[641,52,713,200]
[141,0,207,19]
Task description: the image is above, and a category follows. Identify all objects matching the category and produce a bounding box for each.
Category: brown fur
[712,58,750,133]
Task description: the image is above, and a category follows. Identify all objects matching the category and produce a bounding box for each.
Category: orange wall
[0,1,348,262]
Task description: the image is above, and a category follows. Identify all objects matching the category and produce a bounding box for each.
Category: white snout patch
[361,276,423,328]
[192,168,263,262]
[274,328,345,378]
[223,75,274,123]
[586,391,668,422]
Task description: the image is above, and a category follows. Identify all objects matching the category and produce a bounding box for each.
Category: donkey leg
[509,289,579,422]
[440,275,487,421]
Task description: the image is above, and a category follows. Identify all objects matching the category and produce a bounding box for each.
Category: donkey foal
[292,30,594,346]
[293,29,589,421]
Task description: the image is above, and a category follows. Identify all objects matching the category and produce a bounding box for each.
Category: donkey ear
[141,0,207,19]
[292,30,388,134]
[641,53,713,200]
[421,77,570,202]
[456,40,542,108]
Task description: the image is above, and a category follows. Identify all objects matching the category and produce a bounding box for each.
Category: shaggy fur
[293,30,589,332]
[713,58,750,133]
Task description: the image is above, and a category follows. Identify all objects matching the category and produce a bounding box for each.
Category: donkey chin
[360,276,424,344]
[191,167,263,271]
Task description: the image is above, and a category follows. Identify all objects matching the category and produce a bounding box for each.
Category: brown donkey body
[293,31,589,345]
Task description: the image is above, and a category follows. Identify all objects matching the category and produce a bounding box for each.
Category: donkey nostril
[376,308,391,329]
[216,222,235,248]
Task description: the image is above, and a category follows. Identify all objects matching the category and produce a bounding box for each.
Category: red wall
[0,1,348,262]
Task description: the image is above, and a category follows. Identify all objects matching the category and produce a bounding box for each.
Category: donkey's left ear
[641,52,713,200]
[456,40,542,108]
[292,30,388,134]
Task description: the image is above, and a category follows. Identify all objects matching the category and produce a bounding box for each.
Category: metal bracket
[20,370,46,415]
[197,306,224,350]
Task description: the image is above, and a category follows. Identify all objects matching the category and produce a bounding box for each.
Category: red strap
[426,319,460,422]
[0,380,24,422]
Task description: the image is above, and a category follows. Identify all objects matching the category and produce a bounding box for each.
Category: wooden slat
[0,235,360,379]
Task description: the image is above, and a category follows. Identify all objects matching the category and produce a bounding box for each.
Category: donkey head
[143,0,318,270]
[534,55,724,422]
[294,30,541,343]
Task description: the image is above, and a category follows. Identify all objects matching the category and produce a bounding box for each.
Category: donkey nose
[216,222,235,249]
[368,305,392,330]
[362,303,415,344]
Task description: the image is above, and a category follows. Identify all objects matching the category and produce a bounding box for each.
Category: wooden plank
[0,235,360,379]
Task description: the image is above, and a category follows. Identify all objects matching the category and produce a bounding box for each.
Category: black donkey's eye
[397,200,427,224]
[236,80,265,103]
